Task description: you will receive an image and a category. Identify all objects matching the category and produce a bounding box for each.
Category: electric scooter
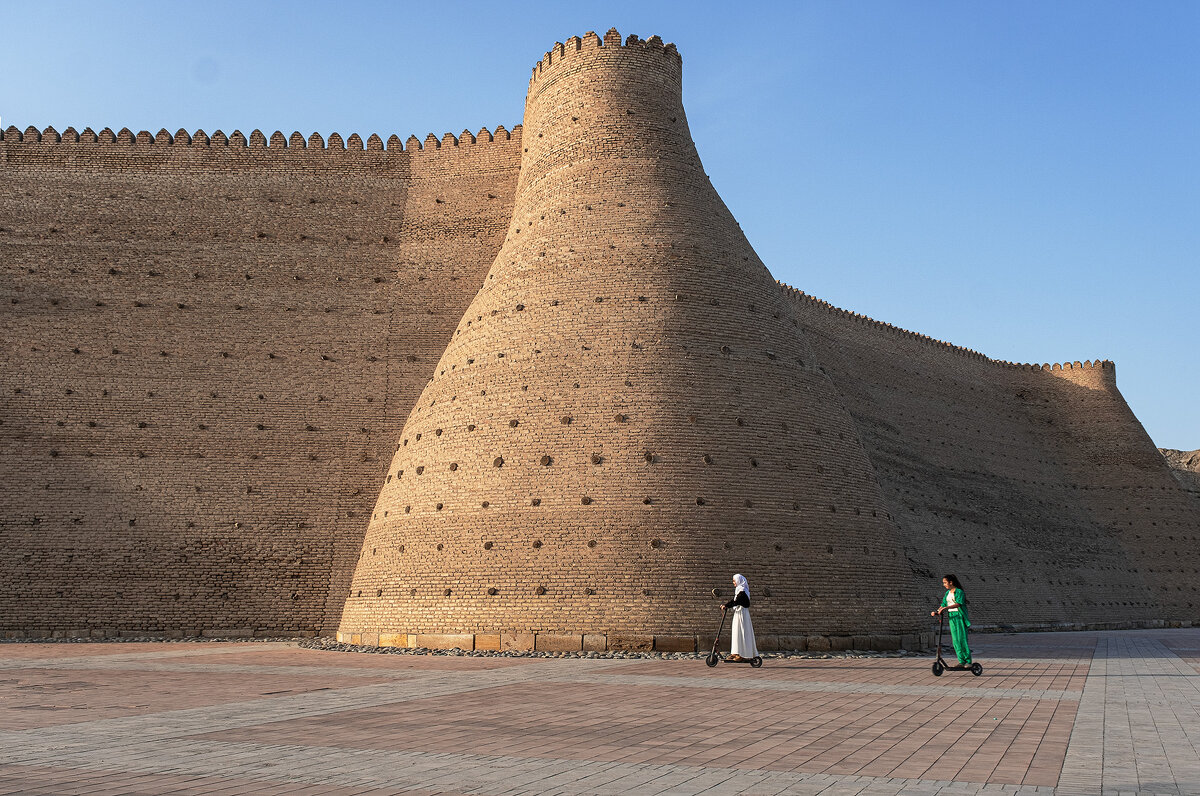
[931,609,982,677]
[705,589,762,668]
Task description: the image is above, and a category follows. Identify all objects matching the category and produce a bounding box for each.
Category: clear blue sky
[3,1,1196,449]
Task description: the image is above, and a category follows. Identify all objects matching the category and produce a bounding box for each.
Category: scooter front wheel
[705,654,719,667]
[750,656,763,668]
[971,663,983,676]
[932,661,945,677]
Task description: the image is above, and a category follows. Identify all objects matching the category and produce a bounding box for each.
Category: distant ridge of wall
[1160,449,1200,501]
[779,284,1115,378]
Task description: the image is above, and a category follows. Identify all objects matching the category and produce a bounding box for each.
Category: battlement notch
[529,27,681,88]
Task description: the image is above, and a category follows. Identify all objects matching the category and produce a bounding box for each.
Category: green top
[940,588,970,627]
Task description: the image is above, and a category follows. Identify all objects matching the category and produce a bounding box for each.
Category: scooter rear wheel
[932,661,945,676]
[971,662,983,676]
[705,654,719,667]
[750,656,763,668]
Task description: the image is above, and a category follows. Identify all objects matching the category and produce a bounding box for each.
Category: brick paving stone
[0,643,268,666]
[0,665,398,730]
[0,630,1198,794]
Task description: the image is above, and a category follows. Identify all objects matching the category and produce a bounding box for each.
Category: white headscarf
[733,573,749,598]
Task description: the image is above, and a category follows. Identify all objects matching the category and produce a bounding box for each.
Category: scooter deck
[706,654,763,668]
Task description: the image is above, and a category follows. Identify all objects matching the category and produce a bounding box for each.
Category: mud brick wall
[788,289,1200,628]
[0,124,519,637]
[337,29,929,651]
[3,29,1197,645]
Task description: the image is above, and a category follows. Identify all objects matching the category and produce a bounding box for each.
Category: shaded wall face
[791,295,1200,626]
[1160,449,1200,500]
[1029,367,1200,618]
[338,35,927,643]
[0,133,519,636]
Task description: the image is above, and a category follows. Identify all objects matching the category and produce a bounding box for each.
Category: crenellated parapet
[780,281,1117,379]
[529,27,680,87]
[1034,357,1118,390]
[0,123,522,168]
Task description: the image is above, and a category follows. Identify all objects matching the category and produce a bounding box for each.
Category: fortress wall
[337,30,927,652]
[786,289,1200,627]
[0,126,518,637]
[3,41,1196,646]
[1026,364,1200,618]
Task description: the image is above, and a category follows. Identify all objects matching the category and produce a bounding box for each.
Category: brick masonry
[791,290,1200,631]
[2,28,1197,646]
[0,121,521,637]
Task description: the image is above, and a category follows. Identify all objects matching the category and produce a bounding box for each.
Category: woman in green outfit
[931,574,971,665]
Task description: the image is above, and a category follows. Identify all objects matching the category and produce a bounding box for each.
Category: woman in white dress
[722,573,758,661]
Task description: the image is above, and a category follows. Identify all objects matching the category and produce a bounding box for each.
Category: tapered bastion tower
[337,29,927,651]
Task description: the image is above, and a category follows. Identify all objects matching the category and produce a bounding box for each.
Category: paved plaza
[0,629,1197,795]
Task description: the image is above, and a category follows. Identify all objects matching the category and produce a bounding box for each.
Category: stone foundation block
[829,636,854,651]
[754,634,780,652]
[776,635,807,651]
[699,635,730,653]
[475,633,502,651]
[501,632,535,651]
[806,635,831,651]
[535,634,582,652]
[416,633,474,651]
[378,633,407,648]
[609,633,654,651]
[582,634,607,652]
[653,635,696,653]
[900,634,919,651]
[870,634,901,651]
[360,632,380,647]
[851,635,872,650]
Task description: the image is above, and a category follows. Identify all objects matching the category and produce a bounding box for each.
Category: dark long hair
[943,574,963,591]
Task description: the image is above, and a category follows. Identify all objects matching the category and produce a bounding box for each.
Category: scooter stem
[710,609,729,659]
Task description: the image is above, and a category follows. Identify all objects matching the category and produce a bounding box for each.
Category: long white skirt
[730,605,758,657]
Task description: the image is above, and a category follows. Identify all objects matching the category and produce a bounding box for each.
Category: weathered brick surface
[337,30,927,644]
[2,28,1197,643]
[0,123,520,636]
[789,290,1200,626]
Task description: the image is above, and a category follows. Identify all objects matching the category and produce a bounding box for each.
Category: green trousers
[947,611,971,665]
